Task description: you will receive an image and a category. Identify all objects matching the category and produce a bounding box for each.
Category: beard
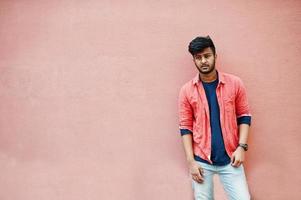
[197,61,216,75]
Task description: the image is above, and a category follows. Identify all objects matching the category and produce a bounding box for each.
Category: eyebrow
[195,53,212,56]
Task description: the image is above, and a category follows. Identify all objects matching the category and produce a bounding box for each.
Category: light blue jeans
[192,161,250,200]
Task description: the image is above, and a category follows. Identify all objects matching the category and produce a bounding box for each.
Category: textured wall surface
[0,1,300,199]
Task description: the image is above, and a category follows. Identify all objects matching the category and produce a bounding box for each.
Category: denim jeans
[192,161,250,200]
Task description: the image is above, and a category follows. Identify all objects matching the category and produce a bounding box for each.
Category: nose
[201,57,207,64]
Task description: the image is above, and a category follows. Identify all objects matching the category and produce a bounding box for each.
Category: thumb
[231,154,235,164]
[198,166,204,177]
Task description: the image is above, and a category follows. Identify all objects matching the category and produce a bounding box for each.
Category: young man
[178,36,251,200]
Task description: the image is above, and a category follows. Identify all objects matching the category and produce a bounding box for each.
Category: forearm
[231,124,250,167]
[181,134,195,163]
[238,124,250,144]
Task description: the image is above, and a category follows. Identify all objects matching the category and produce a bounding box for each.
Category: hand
[188,160,204,183]
[231,147,245,167]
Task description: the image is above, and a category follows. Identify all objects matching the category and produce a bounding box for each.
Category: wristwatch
[238,143,248,151]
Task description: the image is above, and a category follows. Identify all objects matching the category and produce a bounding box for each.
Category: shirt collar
[192,70,226,85]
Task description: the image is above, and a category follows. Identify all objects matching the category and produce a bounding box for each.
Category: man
[178,36,251,200]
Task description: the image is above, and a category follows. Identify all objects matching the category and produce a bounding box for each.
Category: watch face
[239,144,248,151]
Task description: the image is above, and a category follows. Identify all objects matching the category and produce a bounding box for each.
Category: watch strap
[238,143,248,151]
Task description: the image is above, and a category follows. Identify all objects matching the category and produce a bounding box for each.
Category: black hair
[188,36,216,56]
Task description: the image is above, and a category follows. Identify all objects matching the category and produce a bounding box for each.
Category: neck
[199,69,217,83]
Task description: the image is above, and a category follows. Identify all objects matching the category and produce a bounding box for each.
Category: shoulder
[221,72,242,82]
[180,75,197,91]
[179,77,196,98]
[220,71,245,86]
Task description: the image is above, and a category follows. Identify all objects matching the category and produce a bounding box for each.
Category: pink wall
[0,1,300,199]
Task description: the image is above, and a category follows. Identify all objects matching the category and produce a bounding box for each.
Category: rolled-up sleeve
[235,79,252,122]
[178,86,193,135]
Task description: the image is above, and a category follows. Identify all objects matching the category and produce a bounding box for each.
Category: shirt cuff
[180,129,193,136]
[237,116,251,125]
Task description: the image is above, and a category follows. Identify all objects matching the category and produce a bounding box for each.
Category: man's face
[193,47,216,75]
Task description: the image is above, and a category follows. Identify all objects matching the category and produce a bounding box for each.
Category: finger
[231,155,235,164]
[192,175,199,183]
[194,175,203,183]
[193,171,204,183]
[197,173,204,183]
[232,159,241,167]
[197,169,204,182]
[198,167,204,177]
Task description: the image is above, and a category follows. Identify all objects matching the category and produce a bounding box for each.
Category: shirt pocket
[224,97,237,132]
[189,97,205,143]
[189,96,199,118]
[224,96,235,114]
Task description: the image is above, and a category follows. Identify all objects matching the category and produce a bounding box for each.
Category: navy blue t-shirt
[195,78,231,165]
